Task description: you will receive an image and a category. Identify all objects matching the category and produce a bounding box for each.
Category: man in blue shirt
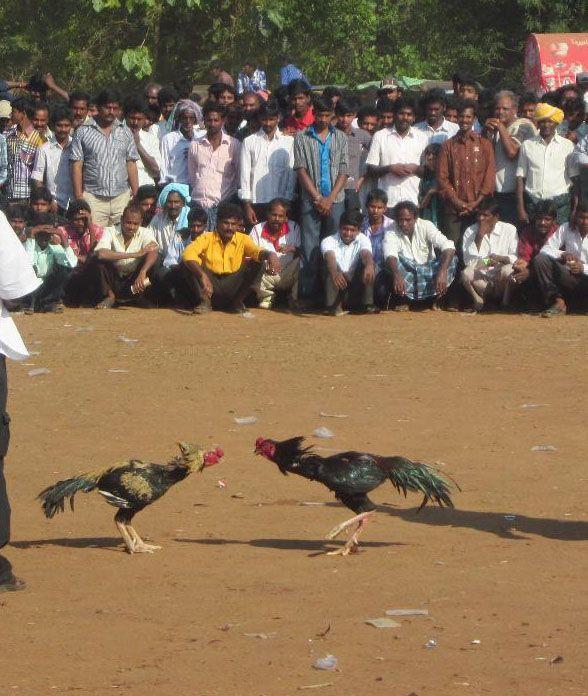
[279,56,309,88]
[293,97,348,305]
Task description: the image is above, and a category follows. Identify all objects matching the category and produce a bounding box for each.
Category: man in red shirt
[284,80,314,133]
[509,200,557,308]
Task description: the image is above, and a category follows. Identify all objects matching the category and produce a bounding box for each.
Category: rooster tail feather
[37,471,105,519]
[387,457,456,509]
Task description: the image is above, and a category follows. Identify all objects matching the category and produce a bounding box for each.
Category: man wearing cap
[516,103,578,225]
[376,78,400,110]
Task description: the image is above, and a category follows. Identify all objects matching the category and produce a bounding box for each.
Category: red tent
[524,33,588,95]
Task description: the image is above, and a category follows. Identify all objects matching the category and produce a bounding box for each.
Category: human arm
[126,160,139,197]
[259,249,281,275]
[360,248,376,285]
[239,138,256,225]
[43,73,69,102]
[516,175,528,224]
[133,131,160,180]
[323,250,348,290]
[131,245,158,294]
[0,136,6,187]
[434,248,455,295]
[436,141,465,211]
[485,119,520,160]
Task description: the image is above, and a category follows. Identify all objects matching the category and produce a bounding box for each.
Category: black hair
[258,99,280,119]
[573,201,588,218]
[556,84,582,105]
[243,59,254,67]
[519,91,538,106]
[335,97,359,116]
[562,96,584,116]
[531,200,557,221]
[288,79,311,98]
[69,91,90,105]
[27,74,47,96]
[477,197,500,216]
[30,186,53,204]
[173,80,192,100]
[49,106,73,127]
[457,98,478,117]
[121,203,144,220]
[323,86,342,101]
[393,97,416,115]
[357,105,378,123]
[241,90,261,103]
[5,203,30,222]
[208,82,237,100]
[203,102,227,119]
[124,95,150,117]
[147,103,161,123]
[393,200,419,219]
[66,199,92,219]
[445,96,460,112]
[424,142,442,156]
[187,204,208,225]
[312,96,334,114]
[267,197,290,214]
[366,188,388,206]
[339,209,363,229]
[376,98,395,115]
[11,97,36,119]
[30,211,55,227]
[421,88,447,109]
[217,202,243,222]
[459,76,479,93]
[157,87,178,107]
[94,89,121,107]
[135,184,158,202]
[34,100,50,114]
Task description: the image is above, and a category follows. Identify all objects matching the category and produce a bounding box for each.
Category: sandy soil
[1,307,587,696]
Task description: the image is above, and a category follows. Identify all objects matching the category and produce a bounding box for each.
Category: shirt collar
[390,126,415,138]
[257,127,283,141]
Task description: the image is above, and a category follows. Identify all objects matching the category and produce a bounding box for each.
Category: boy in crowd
[335,98,371,212]
[320,209,376,316]
[5,204,29,242]
[134,184,159,226]
[249,198,301,310]
[362,189,394,272]
[23,212,77,313]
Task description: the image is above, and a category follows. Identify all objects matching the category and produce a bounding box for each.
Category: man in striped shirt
[4,97,46,202]
[70,89,139,227]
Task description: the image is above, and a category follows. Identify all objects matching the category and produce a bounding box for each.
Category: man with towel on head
[516,103,579,225]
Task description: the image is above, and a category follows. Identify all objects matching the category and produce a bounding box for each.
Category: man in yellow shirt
[182,202,280,314]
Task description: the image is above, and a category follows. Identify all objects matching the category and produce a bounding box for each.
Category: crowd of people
[0,61,587,318]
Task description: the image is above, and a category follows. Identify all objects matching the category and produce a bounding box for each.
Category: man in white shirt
[516,103,579,225]
[0,210,41,592]
[485,90,536,225]
[124,97,161,187]
[366,98,428,212]
[160,102,205,185]
[31,107,74,213]
[533,202,588,316]
[382,200,456,310]
[415,89,459,144]
[94,203,158,308]
[250,198,301,309]
[461,198,518,311]
[240,101,296,228]
[320,209,376,315]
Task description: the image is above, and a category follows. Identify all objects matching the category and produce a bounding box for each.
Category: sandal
[95,297,115,310]
[541,306,566,317]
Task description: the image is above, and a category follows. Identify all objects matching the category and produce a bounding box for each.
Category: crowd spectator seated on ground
[0,62,587,319]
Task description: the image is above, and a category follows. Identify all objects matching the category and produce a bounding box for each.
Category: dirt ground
[1,307,587,696]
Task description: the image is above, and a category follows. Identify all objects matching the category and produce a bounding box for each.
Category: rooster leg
[114,511,136,553]
[325,511,375,556]
[126,525,161,553]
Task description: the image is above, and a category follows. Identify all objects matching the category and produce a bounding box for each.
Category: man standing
[335,98,371,211]
[437,99,495,246]
[279,56,309,87]
[69,91,91,130]
[31,107,74,215]
[237,61,267,95]
[516,103,578,225]
[4,97,46,202]
[485,90,536,225]
[70,89,139,227]
[240,100,296,228]
[366,97,428,214]
[415,89,459,144]
[160,100,203,185]
[0,211,41,591]
[124,96,161,186]
[293,96,348,302]
[188,103,241,230]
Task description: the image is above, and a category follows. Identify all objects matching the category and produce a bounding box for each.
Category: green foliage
[0,0,586,91]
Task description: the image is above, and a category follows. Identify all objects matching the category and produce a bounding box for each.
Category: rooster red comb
[255,437,266,449]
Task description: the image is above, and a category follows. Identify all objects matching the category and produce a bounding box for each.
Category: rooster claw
[131,542,161,554]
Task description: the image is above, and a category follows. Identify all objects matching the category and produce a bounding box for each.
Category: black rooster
[38,442,223,554]
[254,436,457,555]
